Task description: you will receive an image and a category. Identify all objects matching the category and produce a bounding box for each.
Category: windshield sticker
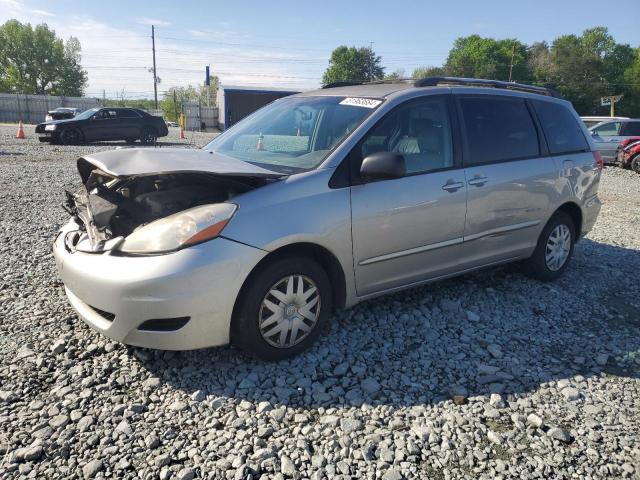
[339,97,382,109]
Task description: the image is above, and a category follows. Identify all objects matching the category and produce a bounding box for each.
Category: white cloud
[0,7,321,96]
[0,0,54,19]
[32,9,55,17]
[139,18,171,27]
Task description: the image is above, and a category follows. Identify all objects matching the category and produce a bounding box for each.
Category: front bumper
[53,220,267,350]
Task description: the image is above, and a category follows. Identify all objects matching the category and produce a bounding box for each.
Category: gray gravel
[1,124,639,479]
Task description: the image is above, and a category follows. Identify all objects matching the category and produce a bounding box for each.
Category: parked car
[589,118,640,164]
[615,137,640,173]
[36,107,169,145]
[53,77,602,360]
[581,115,628,128]
[166,121,179,128]
[45,107,81,122]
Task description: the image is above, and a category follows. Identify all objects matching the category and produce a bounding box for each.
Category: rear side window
[118,109,141,118]
[459,96,539,165]
[592,121,621,136]
[622,122,640,136]
[533,100,589,155]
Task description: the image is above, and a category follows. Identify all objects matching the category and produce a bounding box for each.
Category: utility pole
[102,89,106,107]
[173,89,178,121]
[508,44,516,82]
[151,25,158,109]
[369,42,374,81]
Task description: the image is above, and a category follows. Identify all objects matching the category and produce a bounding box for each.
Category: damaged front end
[64,153,281,254]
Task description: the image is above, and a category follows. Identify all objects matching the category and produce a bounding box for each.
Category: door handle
[441,180,464,192]
[468,176,488,187]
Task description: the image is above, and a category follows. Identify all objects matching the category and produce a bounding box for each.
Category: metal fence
[182,102,218,131]
[0,93,100,124]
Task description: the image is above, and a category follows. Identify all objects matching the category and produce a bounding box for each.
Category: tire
[125,138,137,144]
[231,256,333,361]
[524,211,575,282]
[631,155,640,174]
[59,127,83,145]
[140,127,157,145]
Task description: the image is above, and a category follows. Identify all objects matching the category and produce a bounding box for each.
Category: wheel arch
[554,201,583,241]
[60,125,85,144]
[232,242,347,326]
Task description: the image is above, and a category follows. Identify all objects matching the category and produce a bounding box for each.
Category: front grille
[89,305,115,322]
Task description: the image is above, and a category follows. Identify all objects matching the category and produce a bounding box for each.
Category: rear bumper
[581,194,602,236]
[53,220,266,350]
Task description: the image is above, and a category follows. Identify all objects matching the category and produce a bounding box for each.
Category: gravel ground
[0,124,639,480]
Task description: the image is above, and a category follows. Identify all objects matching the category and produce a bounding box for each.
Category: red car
[616,137,640,173]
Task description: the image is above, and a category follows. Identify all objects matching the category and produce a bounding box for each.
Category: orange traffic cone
[256,133,265,151]
[180,127,186,139]
[16,121,25,139]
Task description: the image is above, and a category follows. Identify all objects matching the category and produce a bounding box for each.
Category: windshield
[74,108,100,120]
[203,96,381,173]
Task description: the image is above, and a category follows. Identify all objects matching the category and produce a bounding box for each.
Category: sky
[1,0,639,100]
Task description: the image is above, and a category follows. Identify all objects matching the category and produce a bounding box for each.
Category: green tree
[531,27,635,114]
[0,20,87,95]
[384,68,405,81]
[443,35,530,81]
[159,80,219,121]
[412,66,447,79]
[619,48,640,116]
[322,46,384,85]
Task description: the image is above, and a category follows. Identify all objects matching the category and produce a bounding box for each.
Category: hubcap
[62,129,78,143]
[258,274,320,348]
[545,224,571,271]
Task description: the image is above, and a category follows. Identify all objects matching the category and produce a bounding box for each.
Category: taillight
[593,151,603,170]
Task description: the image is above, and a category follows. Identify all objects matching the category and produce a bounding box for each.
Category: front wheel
[524,211,575,281]
[59,127,83,145]
[631,155,640,174]
[232,257,332,361]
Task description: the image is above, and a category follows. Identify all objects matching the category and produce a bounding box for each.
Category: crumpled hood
[78,148,283,179]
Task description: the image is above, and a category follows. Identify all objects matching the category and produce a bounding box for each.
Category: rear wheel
[125,138,137,144]
[140,127,157,145]
[524,211,575,281]
[232,256,332,361]
[631,155,640,174]
[59,127,83,145]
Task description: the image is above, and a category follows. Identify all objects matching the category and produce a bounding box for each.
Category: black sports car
[36,107,169,145]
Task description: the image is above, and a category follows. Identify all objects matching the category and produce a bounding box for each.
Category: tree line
[324,27,640,116]
[2,19,638,118]
[0,20,87,97]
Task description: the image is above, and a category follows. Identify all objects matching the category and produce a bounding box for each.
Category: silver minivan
[54,77,602,360]
[589,118,640,164]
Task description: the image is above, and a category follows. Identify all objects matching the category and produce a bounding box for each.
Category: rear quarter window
[622,122,640,136]
[533,100,589,155]
[459,96,540,165]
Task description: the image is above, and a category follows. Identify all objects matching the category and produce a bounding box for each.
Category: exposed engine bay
[66,157,273,250]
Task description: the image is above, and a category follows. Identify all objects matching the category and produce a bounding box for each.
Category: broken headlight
[118,203,237,254]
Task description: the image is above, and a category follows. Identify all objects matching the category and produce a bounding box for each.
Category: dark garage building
[216,85,301,130]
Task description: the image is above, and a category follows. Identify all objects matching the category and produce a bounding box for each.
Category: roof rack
[322,81,365,89]
[322,78,415,89]
[413,77,563,98]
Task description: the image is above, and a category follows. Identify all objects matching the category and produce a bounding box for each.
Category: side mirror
[360,152,406,180]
